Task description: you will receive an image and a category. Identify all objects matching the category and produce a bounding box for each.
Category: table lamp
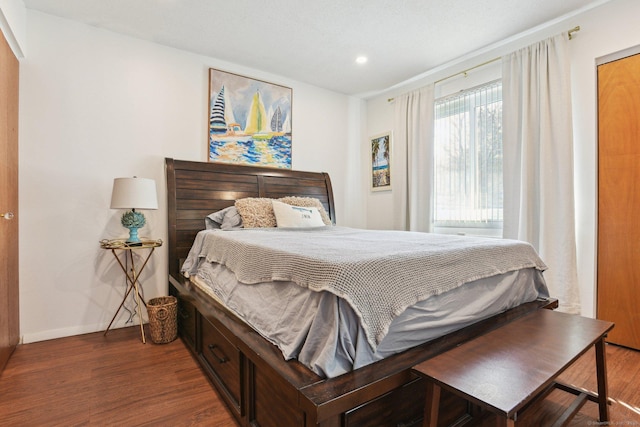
[110,177,158,243]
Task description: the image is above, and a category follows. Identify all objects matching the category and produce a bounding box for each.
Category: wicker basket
[147,296,178,344]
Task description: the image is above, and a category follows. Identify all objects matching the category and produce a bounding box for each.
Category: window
[433,79,503,236]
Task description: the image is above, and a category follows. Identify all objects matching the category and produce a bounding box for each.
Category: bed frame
[165,158,557,427]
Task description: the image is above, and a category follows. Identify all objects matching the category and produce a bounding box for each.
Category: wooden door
[597,52,640,350]
[0,28,19,371]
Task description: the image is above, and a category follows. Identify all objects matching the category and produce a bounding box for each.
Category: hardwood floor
[0,326,237,426]
[0,326,639,426]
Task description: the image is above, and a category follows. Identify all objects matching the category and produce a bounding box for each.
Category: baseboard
[21,319,147,344]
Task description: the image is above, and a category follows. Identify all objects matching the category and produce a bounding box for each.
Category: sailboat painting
[208,68,292,169]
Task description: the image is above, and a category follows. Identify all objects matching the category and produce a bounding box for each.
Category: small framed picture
[370,132,392,191]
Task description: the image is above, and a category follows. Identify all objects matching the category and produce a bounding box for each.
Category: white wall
[365,0,640,318]
[19,10,364,343]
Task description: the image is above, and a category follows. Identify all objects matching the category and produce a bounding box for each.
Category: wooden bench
[412,309,614,426]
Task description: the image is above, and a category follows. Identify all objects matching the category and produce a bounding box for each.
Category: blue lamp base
[121,210,146,243]
[127,226,141,243]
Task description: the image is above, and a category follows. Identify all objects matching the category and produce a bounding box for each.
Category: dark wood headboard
[165,158,335,279]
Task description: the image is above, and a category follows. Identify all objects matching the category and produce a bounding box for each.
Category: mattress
[184,229,549,378]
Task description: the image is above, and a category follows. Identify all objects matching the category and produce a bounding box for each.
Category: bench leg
[423,382,441,427]
[497,416,515,427]
[595,336,610,422]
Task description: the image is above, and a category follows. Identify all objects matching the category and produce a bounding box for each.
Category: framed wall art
[370,131,392,191]
[208,68,292,169]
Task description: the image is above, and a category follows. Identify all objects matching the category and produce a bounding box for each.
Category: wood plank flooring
[0,326,639,426]
[0,326,237,426]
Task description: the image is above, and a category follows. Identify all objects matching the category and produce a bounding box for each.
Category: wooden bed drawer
[200,315,242,414]
[344,376,425,427]
[344,376,468,427]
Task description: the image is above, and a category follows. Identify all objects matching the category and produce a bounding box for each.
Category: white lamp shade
[110,177,158,210]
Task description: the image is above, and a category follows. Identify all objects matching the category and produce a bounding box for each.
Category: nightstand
[100,238,162,343]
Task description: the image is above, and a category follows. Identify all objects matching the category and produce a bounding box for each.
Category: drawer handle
[207,344,228,364]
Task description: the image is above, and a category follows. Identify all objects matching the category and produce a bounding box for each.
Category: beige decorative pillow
[278,196,332,226]
[234,198,277,228]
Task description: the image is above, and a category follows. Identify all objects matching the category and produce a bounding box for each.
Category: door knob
[1,212,14,220]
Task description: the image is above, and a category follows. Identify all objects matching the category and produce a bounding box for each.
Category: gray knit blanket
[186,226,547,351]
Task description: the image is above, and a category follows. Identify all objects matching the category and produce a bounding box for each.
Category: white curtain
[502,33,580,313]
[392,85,435,232]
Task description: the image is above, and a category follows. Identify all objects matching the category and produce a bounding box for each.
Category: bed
[165,158,557,427]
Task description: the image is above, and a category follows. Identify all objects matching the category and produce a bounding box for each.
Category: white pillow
[272,200,325,228]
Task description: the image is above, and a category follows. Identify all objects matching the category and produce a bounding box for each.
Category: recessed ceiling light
[356,56,368,64]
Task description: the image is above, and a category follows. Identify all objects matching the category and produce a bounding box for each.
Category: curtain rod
[387,25,581,103]
[568,25,581,40]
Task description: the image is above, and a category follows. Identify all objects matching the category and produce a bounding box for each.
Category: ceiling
[23,0,610,96]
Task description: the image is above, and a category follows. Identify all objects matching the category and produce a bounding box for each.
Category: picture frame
[370,131,392,191]
[207,68,292,169]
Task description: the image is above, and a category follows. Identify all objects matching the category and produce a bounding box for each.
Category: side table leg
[595,336,609,422]
[103,283,135,335]
[129,252,146,344]
[104,248,137,336]
[133,280,146,343]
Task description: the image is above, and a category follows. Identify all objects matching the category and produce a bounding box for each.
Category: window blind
[433,79,503,229]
